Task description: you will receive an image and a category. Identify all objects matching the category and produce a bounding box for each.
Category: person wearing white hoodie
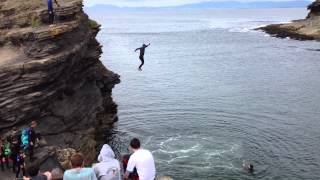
[93,144,121,180]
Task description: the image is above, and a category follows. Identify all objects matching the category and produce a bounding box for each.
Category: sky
[84,0,311,7]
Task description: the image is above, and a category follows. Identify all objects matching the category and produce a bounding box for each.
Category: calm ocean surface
[86,8,320,179]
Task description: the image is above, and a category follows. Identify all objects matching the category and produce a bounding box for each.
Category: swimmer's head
[249,164,254,172]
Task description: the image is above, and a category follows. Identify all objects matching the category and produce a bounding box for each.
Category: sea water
[86,8,320,179]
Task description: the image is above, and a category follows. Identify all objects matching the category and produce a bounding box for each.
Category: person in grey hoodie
[93,144,121,180]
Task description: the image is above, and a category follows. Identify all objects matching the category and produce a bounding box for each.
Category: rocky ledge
[258,0,320,41]
[0,0,120,174]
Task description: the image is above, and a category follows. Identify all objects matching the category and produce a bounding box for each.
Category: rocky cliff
[259,0,320,40]
[0,0,120,172]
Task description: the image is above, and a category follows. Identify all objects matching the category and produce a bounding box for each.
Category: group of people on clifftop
[0,120,40,179]
[1,123,156,180]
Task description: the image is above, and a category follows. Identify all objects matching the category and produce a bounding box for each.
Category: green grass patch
[31,15,41,28]
[88,19,100,29]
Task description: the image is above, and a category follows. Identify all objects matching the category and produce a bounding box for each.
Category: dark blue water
[87,8,320,179]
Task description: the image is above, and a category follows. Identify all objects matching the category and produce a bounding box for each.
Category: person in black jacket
[11,136,20,173]
[16,150,26,178]
[28,121,38,161]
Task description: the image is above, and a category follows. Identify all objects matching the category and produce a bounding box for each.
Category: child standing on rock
[16,150,26,178]
[11,136,20,173]
[0,137,5,171]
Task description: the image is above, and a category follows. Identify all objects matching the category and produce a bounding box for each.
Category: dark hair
[249,164,254,171]
[27,165,39,176]
[130,138,141,149]
[70,153,84,168]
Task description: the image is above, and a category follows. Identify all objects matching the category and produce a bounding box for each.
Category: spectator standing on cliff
[93,144,121,180]
[11,136,20,173]
[9,127,19,143]
[63,153,97,180]
[2,137,11,170]
[0,137,5,171]
[28,120,39,161]
[124,138,156,180]
[135,43,150,71]
[16,150,26,178]
[47,0,60,24]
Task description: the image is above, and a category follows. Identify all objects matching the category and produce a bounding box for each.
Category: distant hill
[85,0,311,12]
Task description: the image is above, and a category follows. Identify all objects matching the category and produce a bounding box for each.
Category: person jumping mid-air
[48,0,60,24]
[135,43,150,71]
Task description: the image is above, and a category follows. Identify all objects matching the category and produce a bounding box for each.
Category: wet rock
[258,0,320,41]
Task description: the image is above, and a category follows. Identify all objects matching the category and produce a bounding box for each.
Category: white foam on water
[168,155,190,163]
[157,144,201,154]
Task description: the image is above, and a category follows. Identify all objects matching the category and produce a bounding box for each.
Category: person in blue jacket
[48,0,60,24]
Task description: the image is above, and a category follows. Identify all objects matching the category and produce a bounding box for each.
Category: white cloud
[84,0,311,7]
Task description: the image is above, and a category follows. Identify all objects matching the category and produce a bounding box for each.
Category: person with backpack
[93,144,121,180]
[21,128,29,151]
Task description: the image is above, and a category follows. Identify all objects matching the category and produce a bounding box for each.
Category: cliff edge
[0,0,120,172]
[259,0,320,40]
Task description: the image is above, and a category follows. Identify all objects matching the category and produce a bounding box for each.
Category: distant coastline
[85,0,311,11]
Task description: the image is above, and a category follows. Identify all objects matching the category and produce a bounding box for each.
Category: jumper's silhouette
[135,43,150,71]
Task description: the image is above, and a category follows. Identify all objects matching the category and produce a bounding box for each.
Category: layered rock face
[0,0,120,169]
[259,0,320,40]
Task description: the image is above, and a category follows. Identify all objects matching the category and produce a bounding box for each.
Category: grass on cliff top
[88,19,100,29]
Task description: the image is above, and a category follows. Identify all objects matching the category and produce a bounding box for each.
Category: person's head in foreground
[129,138,141,152]
[70,153,84,168]
[98,144,116,162]
[27,165,40,177]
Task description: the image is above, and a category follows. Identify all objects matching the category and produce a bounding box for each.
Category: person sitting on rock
[48,0,60,24]
[124,138,156,180]
[93,144,121,180]
[63,153,97,180]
